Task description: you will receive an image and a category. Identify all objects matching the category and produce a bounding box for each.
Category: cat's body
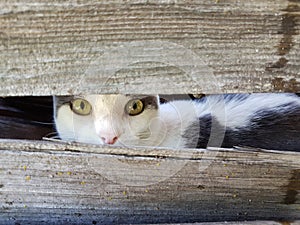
[54,93,300,151]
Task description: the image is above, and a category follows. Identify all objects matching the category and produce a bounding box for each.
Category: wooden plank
[0,139,299,224]
[155,222,300,225]
[0,0,300,96]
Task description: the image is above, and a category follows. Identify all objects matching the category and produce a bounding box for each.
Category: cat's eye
[125,99,144,116]
[70,98,92,116]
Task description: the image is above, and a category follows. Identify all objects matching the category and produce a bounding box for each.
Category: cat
[54,93,300,151]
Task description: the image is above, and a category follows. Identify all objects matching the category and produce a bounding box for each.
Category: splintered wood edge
[0,139,299,166]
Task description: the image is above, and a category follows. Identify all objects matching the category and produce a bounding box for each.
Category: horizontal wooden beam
[152,223,300,225]
[0,0,300,96]
[0,139,299,224]
[144,222,300,225]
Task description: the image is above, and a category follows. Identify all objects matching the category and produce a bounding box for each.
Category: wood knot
[272,77,299,92]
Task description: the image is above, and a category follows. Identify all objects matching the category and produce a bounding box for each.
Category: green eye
[125,99,144,116]
[70,98,92,116]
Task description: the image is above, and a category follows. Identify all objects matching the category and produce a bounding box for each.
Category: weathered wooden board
[159,223,300,225]
[0,0,300,96]
[0,139,299,224]
[157,222,300,225]
[1,1,300,224]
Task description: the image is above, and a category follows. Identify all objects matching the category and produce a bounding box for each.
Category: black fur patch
[183,97,300,151]
[140,96,159,110]
[224,105,300,151]
[53,96,74,108]
[53,96,74,116]
[182,114,211,148]
[182,114,226,149]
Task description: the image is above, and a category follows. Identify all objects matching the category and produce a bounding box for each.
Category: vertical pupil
[132,102,137,110]
[80,101,85,110]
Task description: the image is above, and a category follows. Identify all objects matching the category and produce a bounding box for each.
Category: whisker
[42,137,71,144]
[44,131,59,137]
[32,121,55,125]
[43,130,78,141]
[45,135,60,139]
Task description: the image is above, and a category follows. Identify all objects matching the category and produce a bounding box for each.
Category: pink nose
[101,136,118,145]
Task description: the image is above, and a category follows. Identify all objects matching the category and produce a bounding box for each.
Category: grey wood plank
[0,0,299,96]
[0,139,299,224]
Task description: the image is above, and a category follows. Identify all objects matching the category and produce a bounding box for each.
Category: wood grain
[0,139,299,224]
[1,1,300,224]
[0,0,300,96]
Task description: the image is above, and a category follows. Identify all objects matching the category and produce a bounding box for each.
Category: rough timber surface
[0,0,300,96]
[0,139,299,224]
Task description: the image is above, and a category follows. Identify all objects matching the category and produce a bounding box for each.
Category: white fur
[198,93,300,130]
[55,94,300,148]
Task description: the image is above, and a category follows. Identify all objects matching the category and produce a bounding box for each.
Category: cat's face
[54,95,162,147]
